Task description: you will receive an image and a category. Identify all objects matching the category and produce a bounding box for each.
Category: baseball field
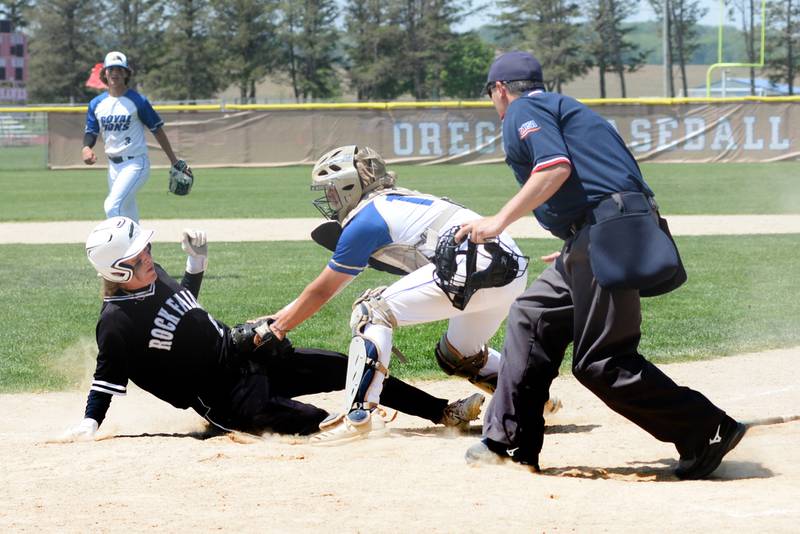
[1,159,799,532]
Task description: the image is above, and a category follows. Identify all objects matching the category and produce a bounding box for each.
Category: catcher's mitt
[169,159,194,195]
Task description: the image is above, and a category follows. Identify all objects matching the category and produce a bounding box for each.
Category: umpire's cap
[487,51,543,85]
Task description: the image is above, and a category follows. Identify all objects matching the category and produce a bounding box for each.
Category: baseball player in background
[82,51,191,222]
[251,145,560,445]
[60,217,482,442]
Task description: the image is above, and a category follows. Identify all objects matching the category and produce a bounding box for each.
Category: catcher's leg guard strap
[356,338,389,403]
[435,334,487,379]
[435,335,496,393]
[344,334,389,412]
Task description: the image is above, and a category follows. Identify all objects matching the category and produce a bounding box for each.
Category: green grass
[2,235,799,393]
[0,145,48,171]
[1,161,798,221]
[643,163,800,215]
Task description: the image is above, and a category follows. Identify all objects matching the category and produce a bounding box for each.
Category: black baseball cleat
[674,416,747,480]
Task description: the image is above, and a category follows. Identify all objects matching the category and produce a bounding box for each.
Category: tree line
[1,0,797,103]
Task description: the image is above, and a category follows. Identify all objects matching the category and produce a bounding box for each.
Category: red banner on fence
[85,63,107,91]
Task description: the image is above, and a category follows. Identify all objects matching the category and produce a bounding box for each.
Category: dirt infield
[1,347,798,532]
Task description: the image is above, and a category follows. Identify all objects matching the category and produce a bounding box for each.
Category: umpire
[458,51,745,479]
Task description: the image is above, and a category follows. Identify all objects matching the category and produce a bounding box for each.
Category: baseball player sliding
[248,145,560,445]
[82,51,192,222]
[60,217,482,441]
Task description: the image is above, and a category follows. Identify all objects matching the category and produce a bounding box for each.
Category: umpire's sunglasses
[484,80,506,97]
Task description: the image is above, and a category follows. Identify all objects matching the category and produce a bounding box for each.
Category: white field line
[1,215,800,244]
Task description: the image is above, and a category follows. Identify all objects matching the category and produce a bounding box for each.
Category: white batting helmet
[86,217,154,282]
[311,145,396,222]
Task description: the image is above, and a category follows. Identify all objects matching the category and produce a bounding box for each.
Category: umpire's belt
[589,191,658,224]
[564,191,657,238]
[108,155,137,164]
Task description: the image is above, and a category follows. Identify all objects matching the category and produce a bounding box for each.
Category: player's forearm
[152,128,178,165]
[272,290,330,334]
[181,271,204,298]
[84,389,112,426]
[273,299,297,318]
[271,268,352,335]
[497,164,571,227]
[83,132,98,148]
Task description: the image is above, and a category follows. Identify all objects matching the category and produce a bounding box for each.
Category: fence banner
[47,101,798,169]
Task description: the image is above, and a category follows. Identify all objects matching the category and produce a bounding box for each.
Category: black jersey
[85,264,231,423]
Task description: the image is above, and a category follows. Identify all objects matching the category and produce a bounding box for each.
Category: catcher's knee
[349,286,397,334]
[435,335,496,393]
[435,334,486,378]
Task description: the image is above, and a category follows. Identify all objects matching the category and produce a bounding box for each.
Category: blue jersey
[329,192,486,276]
[502,91,653,237]
[85,89,163,158]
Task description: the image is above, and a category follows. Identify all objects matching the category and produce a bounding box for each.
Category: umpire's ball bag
[587,192,686,297]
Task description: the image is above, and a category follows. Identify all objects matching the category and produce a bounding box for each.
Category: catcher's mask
[433,225,528,310]
[86,216,154,282]
[310,145,396,222]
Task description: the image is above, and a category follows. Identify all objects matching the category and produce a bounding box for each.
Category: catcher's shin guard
[343,334,389,413]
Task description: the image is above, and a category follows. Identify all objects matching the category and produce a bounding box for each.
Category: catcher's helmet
[311,145,396,222]
[433,225,528,310]
[86,216,154,282]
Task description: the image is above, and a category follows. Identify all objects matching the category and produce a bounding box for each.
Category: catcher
[249,145,561,445]
[60,217,483,442]
[82,50,193,222]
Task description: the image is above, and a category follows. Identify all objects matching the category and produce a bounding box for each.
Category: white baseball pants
[104,154,150,222]
[362,243,529,404]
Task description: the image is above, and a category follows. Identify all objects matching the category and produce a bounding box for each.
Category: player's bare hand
[455,216,505,244]
[541,251,561,263]
[82,147,97,165]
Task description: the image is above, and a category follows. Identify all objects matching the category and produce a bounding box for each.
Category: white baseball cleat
[441,393,485,431]
[310,407,392,446]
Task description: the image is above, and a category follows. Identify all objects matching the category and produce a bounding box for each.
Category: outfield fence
[0,112,46,145]
[1,97,798,170]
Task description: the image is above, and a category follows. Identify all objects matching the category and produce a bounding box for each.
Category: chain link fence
[0,111,48,170]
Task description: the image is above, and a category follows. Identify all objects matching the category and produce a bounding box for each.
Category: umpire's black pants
[483,225,726,458]
[198,348,448,435]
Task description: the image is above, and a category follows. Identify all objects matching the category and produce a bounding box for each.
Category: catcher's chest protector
[343,188,461,275]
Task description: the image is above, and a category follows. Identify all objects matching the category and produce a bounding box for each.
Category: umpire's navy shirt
[502,91,653,238]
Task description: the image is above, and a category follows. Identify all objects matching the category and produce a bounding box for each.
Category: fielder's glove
[59,418,98,442]
[181,229,208,273]
[169,159,194,196]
